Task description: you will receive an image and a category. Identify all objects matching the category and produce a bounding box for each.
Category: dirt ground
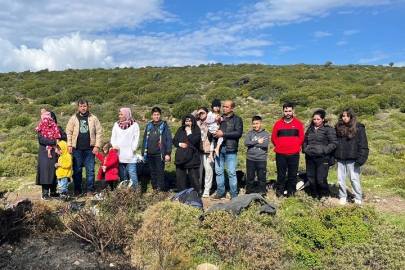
[1,182,405,270]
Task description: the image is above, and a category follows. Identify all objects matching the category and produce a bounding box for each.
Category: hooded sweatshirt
[56,141,73,179]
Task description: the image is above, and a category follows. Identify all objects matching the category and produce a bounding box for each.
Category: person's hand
[164,155,171,163]
[92,147,99,155]
[54,163,59,168]
[102,165,106,172]
[258,136,267,144]
[213,130,223,138]
[68,146,73,154]
[181,142,189,148]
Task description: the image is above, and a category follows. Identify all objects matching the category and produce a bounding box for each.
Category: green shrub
[337,99,379,116]
[280,196,378,268]
[0,95,19,104]
[4,116,31,129]
[172,99,206,119]
[321,224,405,270]
[206,86,237,102]
[0,154,37,176]
[131,201,206,270]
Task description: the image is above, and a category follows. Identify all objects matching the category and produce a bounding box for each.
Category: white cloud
[278,46,296,53]
[314,31,332,38]
[344,29,359,35]
[358,51,388,64]
[337,40,348,46]
[0,0,398,72]
[0,33,113,72]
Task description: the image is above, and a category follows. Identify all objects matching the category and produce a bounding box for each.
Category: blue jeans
[337,159,362,201]
[58,177,69,194]
[72,149,95,193]
[119,163,139,190]
[215,147,238,197]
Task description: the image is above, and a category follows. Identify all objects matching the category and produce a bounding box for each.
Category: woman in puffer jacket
[302,110,337,199]
[335,108,369,205]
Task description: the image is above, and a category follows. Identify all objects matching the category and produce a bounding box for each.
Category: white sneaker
[354,199,362,205]
[339,198,347,205]
[202,191,210,198]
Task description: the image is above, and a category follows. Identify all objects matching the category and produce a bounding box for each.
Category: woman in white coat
[111,108,140,190]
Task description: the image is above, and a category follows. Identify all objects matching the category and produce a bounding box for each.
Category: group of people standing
[35,99,369,205]
[272,103,369,204]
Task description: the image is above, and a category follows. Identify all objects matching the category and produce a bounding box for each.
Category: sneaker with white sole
[202,191,210,198]
[354,199,362,205]
[339,198,347,205]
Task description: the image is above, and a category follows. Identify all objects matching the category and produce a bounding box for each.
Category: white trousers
[199,152,214,193]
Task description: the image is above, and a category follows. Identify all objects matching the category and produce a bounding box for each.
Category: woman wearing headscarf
[111,108,140,190]
[302,110,337,200]
[172,114,201,194]
[36,111,67,201]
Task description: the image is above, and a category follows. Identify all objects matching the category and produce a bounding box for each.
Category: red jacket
[271,117,304,155]
[96,149,119,181]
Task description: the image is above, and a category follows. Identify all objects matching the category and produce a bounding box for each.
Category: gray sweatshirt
[244,129,269,161]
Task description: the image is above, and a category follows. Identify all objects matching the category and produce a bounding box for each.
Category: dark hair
[198,107,209,113]
[283,102,294,109]
[78,100,88,106]
[151,107,161,114]
[311,109,328,126]
[252,115,262,122]
[50,111,58,124]
[336,108,358,138]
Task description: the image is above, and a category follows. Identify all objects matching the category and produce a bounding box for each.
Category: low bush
[131,201,206,270]
[4,115,31,129]
[321,224,405,270]
[282,203,378,268]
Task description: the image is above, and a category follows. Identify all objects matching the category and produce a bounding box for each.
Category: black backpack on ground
[171,188,203,210]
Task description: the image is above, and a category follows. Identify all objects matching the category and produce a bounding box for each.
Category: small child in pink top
[35,109,61,158]
[206,99,224,161]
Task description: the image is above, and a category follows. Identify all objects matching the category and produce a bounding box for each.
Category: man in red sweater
[271,103,304,197]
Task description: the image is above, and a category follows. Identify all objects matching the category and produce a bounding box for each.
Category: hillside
[1,64,405,269]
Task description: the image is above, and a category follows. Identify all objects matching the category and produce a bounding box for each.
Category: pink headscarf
[120,108,132,121]
[117,108,134,130]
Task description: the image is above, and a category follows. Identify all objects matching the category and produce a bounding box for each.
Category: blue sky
[1,0,404,72]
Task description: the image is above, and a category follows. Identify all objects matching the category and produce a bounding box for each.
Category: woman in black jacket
[335,108,369,205]
[172,114,201,194]
[302,110,337,199]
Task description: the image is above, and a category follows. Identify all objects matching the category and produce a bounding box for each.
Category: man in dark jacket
[212,100,243,199]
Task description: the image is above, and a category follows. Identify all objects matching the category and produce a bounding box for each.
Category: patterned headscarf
[117,108,135,129]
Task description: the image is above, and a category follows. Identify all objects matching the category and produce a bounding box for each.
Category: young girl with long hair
[335,108,369,205]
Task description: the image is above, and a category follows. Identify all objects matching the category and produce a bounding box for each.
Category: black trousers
[176,166,200,194]
[147,155,166,191]
[42,184,57,195]
[305,156,331,198]
[275,153,300,196]
[245,159,267,195]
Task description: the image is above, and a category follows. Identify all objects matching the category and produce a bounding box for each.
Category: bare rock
[196,263,219,270]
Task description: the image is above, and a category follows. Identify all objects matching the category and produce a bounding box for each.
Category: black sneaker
[41,194,51,201]
[59,193,70,201]
[50,192,60,198]
[211,194,226,200]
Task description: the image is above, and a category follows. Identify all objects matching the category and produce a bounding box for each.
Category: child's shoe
[339,198,347,205]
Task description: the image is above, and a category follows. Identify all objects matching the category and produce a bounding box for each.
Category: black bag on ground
[171,188,203,210]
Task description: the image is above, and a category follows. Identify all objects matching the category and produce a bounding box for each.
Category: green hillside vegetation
[1,64,405,269]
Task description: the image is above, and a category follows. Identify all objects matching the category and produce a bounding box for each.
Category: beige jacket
[66,113,103,149]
